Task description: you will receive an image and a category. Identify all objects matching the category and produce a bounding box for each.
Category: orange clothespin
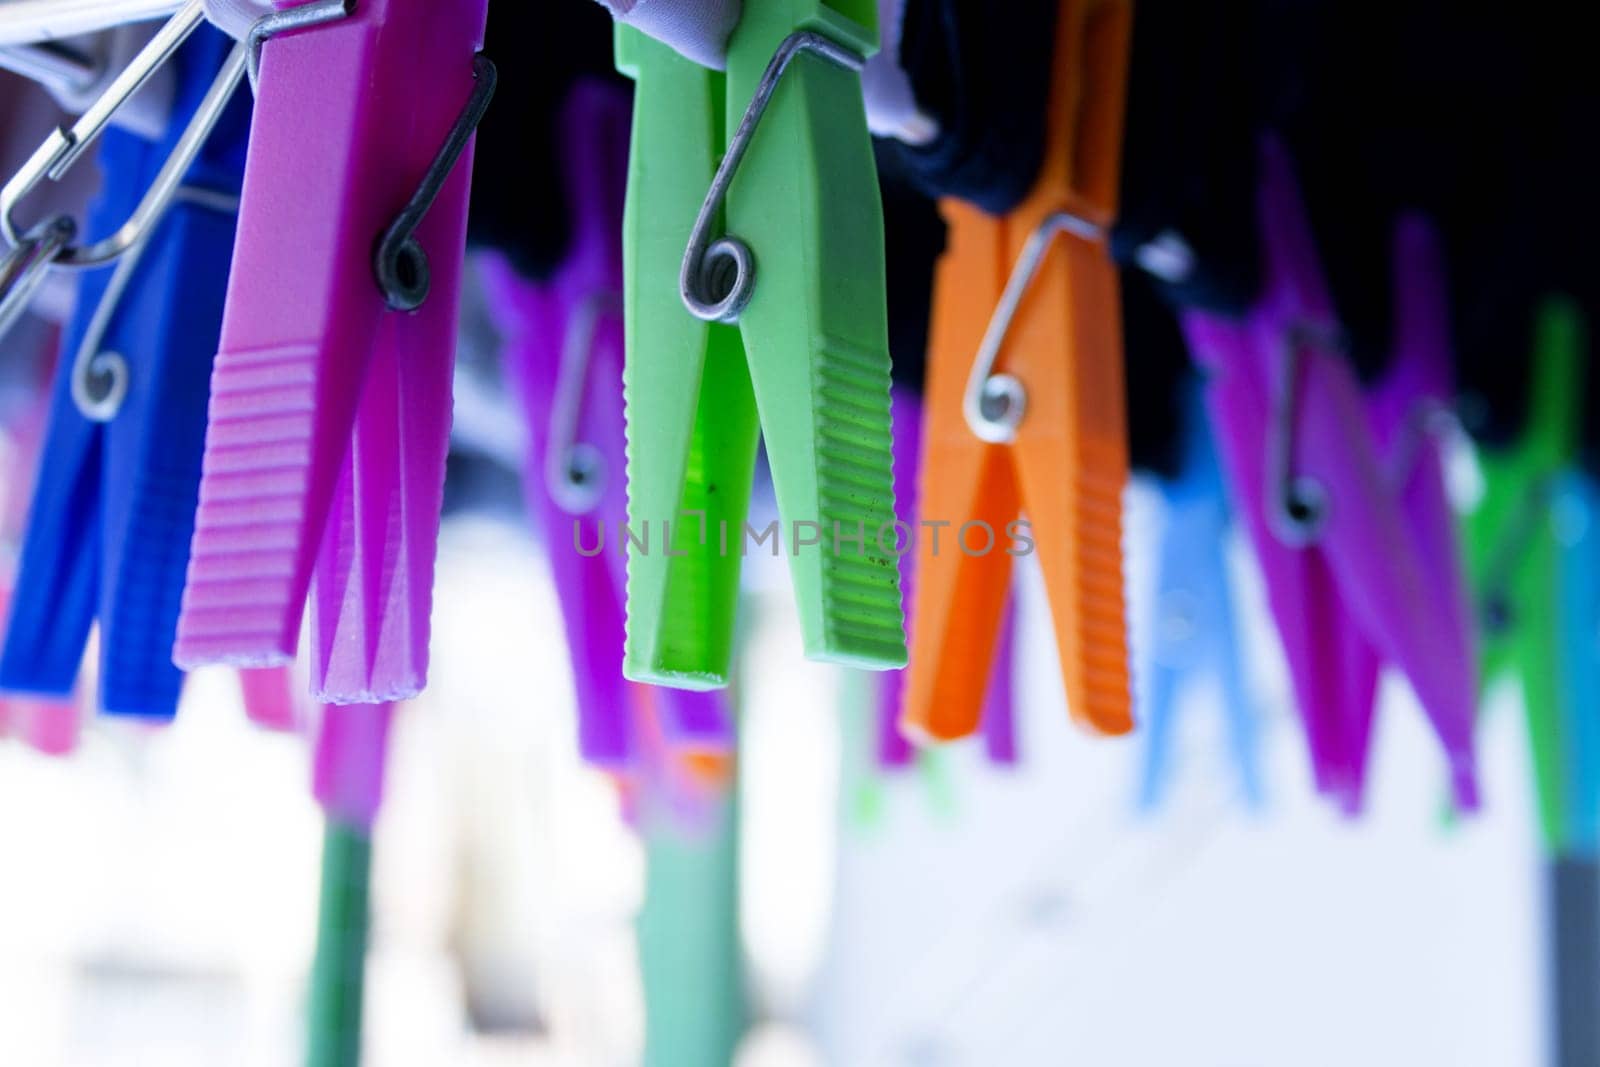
[904,0,1134,742]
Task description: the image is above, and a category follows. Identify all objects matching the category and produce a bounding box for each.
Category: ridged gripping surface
[175,342,320,667]
[810,336,906,668]
[1064,460,1131,728]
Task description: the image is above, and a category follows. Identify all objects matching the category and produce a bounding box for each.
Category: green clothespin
[307,822,372,1067]
[638,797,745,1067]
[615,1,906,691]
[1464,298,1587,849]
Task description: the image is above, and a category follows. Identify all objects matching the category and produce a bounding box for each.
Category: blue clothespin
[1139,382,1262,809]
[0,26,250,719]
[1555,470,1600,852]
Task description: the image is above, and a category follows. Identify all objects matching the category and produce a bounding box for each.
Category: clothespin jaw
[483,73,734,766]
[904,0,1135,744]
[0,26,248,719]
[615,25,761,690]
[176,0,490,698]
[617,3,905,690]
[1139,383,1262,809]
[1463,299,1586,845]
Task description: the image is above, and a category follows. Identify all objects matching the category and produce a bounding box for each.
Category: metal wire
[679,30,865,325]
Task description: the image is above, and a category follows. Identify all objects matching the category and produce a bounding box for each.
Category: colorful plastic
[1184,138,1479,811]
[614,0,905,692]
[479,80,731,768]
[904,0,1135,743]
[879,387,1016,767]
[0,27,247,719]
[1139,382,1261,809]
[1555,470,1600,852]
[1464,300,1586,846]
[175,0,488,708]
[307,819,373,1067]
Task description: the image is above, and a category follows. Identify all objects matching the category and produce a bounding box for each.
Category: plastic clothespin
[613,0,906,692]
[903,0,1135,744]
[1554,469,1600,852]
[1139,382,1261,809]
[477,77,731,769]
[239,664,301,731]
[0,24,251,719]
[1183,137,1479,812]
[1,323,81,754]
[307,700,392,1067]
[1463,299,1587,847]
[0,594,81,755]
[878,386,1015,768]
[174,0,494,708]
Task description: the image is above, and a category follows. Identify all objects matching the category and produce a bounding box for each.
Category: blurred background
[4,1,1597,1064]
[0,457,1555,1065]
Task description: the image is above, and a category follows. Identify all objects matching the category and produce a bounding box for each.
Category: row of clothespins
[2,0,1598,862]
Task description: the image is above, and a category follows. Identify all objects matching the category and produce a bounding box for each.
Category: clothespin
[239,664,301,731]
[478,77,731,768]
[1463,299,1587,847]
[0,21,251,719]
[879,386,1015,768]
[174,0,496,708]
[0,318,81,754]
[1183,138,1479,811]
[613,0,906,691]
[1554,469,1600,852]
[307,700,392,1067]
[1139,381,1261,809]
[903,0,1135,744]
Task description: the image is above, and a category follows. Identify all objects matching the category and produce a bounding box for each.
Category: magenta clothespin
[1183,137,1478,812]
[240,666,302,732]
[313,701,394,830]
[878,387,1016,769]
[480,80,730,768]
[175,0,494,707]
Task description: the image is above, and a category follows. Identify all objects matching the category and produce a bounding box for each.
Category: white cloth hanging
[202,0,273,40]
[596,0,740,71]
[861,0,937,145]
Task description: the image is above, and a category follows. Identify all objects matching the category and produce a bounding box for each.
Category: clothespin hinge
[678,30,865,325]
[372,52,497,312]
[963,208,1103,444]
[546,290,623,514]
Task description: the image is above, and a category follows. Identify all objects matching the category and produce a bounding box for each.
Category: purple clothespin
[480,80,730,769]
[175,0,493,706]
[1182,137,1478,812]
[879,387,1016,769]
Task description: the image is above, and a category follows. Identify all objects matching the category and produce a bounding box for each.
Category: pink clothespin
[1183,137,1478,812]
[479,79,731,771]
[174,0,495,706]
[313,701,394,829]
[239,666,303,732]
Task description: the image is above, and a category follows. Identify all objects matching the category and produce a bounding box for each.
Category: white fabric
[43,25,174,139]
[203,0,274,40]
[597,0,739,71]
[861,0,936,144]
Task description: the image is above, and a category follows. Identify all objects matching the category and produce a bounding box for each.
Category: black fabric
[876,142,947,392]
[881,0,1059,215]
[468,1,622,278]
[1112,0,1261,315]
[1122,267,1192,480]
